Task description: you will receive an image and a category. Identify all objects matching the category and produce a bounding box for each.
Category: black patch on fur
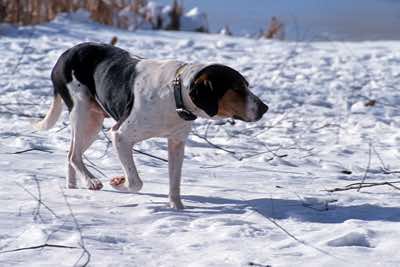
[51,42,140,121]
[51,49,75,111]
[189,64,248,117]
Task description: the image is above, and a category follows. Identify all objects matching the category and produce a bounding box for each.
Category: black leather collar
[173,65,197,121]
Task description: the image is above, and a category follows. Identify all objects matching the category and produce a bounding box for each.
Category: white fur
[109,60,193,209]
[33,94,63,130]
[66,74,105,190]
[246,91,260,121]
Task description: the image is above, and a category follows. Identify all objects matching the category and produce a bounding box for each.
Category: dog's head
[189,64,268,122]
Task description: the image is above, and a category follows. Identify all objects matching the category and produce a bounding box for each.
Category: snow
[326,231,371,247]
[1,15,400,267]
[181,7,208,32]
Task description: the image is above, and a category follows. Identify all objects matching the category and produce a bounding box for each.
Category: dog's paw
[87,178,103,190]
[66,177,78,189]
[128,180,143,193]
[169,197,184,210]
[110,176,143,193]
[110,176,125,187]
[67,183,78,189]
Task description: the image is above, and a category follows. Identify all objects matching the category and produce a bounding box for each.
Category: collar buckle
[176,108,197,121]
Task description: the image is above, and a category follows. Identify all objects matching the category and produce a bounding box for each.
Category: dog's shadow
[128,192,400,224]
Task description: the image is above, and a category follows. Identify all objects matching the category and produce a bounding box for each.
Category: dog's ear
[190,75,219,117]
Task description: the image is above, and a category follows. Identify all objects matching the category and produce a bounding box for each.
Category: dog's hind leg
[66,130,77,188]
[68,97,105,190]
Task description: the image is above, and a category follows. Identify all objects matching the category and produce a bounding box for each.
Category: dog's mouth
[233,115,251,122]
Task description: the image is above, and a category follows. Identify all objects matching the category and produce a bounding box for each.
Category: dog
[35,42,268,209]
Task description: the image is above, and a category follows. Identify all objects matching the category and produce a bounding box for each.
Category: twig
[371,144,400,175]
[15,182,60,219]
[97,128,113,159]
[58,185,91,267]
[312,123,343,131]
[132,149,168,162]
[0,244,79,254]
[0,229,29,251]
[11,147,53,154]
[250,205,346,262]
[41,218,70,255]
[32,175,42,222]
[11,28,35,75]
[287,189,332,212]
[0,102,40,107]
[242,150,288,161]
[0,110,44,118]
[248,262,271,267]
[83,155,108,178]
[254,112,289,136]
[101,127,167,162]
[191,131,240,159]
[382,170,400,175]
[55,122,69,133]
[326,180,400,192]
[358,142,372,192]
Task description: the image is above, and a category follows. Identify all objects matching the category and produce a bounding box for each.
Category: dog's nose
[259,102,268,115]
[255,102,268,120]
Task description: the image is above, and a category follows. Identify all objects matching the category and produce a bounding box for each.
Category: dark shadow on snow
[124,192,400,223]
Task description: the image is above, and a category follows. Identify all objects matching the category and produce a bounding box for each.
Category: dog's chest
[131,89,191,138]
[124,64,192,139]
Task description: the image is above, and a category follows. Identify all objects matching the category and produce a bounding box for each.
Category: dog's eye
[232,86,246,93]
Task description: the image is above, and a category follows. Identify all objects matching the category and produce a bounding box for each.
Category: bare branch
[58,185,91,267]
[358,141,372,192]
[250,205,347,262]
[83,155,108,178]
[11,147,53,154]
[15,182,60,219]
[101,127,168,162]
[326,180,400,192]
[191,131,239,158]
[0,243,79,254]
[0,110,44,118]
[10,28,35,75]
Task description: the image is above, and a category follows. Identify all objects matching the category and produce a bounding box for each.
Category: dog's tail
[34,49,74,131]
[33,93,63,131]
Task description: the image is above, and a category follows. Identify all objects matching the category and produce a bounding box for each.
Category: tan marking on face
[217,89,248,118]
[195,74,209,84]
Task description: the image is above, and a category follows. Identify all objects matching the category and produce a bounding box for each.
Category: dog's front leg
[110,129,143,192]
[168,137,186,209]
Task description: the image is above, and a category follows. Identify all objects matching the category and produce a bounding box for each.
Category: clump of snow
[350,101,368,113]
[181,7,208,32]
[177,39,194,49]
[327,232,371,247]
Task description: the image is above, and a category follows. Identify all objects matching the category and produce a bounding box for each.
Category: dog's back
[35,42,140,130]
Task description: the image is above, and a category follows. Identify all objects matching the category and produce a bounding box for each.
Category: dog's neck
[177,63,212,120]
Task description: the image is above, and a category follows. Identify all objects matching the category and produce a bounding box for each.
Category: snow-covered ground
[1,14,400,267]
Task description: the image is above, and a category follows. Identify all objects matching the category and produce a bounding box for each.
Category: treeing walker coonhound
[35,42,268,209]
